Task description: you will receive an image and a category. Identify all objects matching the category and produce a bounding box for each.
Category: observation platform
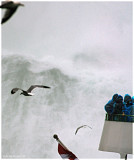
[99,114,133,159]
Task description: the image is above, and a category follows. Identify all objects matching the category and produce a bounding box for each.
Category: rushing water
[1,1,132,159]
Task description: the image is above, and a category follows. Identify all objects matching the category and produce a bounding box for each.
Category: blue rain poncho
[113,95,124,114]
[104,94,118,114]
[123,94,134,121]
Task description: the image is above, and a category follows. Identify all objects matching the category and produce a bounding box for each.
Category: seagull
[11,85,51,96]
[0,0,24,24]
[75,125,92,135]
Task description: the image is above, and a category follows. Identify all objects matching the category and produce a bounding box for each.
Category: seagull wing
[0,1,13,8]
[82,125,92,129]
[75,125,92,135]
[11,88,24,94]
[1,7,17,24]
[27,85,51,93]
[75,126,84,135]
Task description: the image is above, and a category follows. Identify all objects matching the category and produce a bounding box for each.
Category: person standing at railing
[113,95,124,114]
[112,95,124,121]
[123,94,133,122]
[104,94,118,114]
[105,94,125,121]
[104,94,119,120]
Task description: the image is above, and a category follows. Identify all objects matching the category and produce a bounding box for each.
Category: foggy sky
[2,2,132,58]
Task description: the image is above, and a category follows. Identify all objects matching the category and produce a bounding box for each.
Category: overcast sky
[1,1,132,58]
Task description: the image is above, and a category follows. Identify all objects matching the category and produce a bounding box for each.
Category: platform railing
[105,113,134,122]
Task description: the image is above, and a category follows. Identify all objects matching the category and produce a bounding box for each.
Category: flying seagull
[0,0,24,24]
[11,85,51,96]
[75,125,92,135]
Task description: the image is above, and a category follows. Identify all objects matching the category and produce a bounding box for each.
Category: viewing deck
[99,114,133,158]
[105,113,134,122]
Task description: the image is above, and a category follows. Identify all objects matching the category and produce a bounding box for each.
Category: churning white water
[1,1,132,159]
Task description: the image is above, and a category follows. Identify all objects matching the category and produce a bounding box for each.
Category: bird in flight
[75,125,92,135]
[11,85,51,96]
[0,0,24,24]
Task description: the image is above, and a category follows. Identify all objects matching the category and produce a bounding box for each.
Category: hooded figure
[123,94,134,122]
[124,94,132,105]
[112,94,118,102]
[104,94,118,114]
[113,95,124,114]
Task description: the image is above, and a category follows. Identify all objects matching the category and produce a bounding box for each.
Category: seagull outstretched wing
[75,125,92,135]
[1,7,17,24]
[0,0,24,24]
[11,88,24,94]
[27,85,51,93]
[0,1,14,8]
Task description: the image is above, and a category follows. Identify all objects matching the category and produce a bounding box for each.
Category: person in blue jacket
[123,94,133,122]
[104,94,118,115]
[113,95,124,114]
